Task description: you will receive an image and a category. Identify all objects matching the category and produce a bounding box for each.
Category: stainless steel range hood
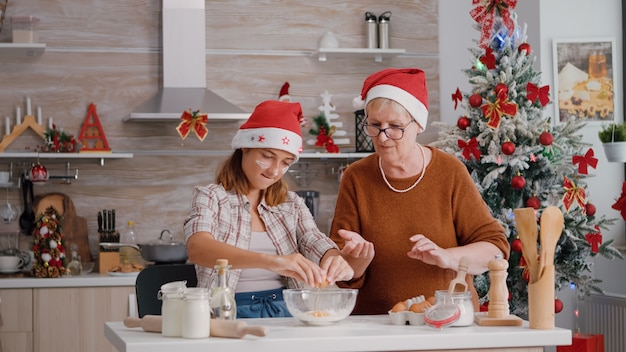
[125,0,249,122]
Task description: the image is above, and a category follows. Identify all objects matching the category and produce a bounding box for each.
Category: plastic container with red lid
[10,16,40,43]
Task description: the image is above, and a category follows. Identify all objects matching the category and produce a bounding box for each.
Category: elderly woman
[184,100,353,318]
[331,68,510,315]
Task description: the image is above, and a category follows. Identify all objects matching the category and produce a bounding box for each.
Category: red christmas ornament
[495,83,508,95]
[501,141,516,155]
[519,43,532,55]
[511,175,526,190]
[457,116,471,130]
[479,302,489,312]
[555,298,563,313]
[539,131,553,146]
[585,202,597,216]
[29,161,49,183]
[469,93,483,108]
[525,196,541,210]
[511,238,523,252]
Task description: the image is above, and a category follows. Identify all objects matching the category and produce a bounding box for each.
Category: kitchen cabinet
[34,286,134,352]
[0,282,134,352]
[0,288,33,352]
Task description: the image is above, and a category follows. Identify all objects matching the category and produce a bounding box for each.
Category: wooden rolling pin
[123,315,268,338]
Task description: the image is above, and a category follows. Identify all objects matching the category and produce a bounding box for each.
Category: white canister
[182,287,211,339]
[158,281,187,337]
[435,290,474,327]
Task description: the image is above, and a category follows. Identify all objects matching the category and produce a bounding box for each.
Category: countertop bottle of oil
[120,221,140,265]
[210,259,237,319]
[66,243,83,276]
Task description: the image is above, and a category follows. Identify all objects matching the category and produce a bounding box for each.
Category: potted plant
[599,122,626,162]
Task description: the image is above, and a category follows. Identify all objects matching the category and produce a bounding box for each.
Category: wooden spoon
[513,208,539,283]
[539,206,564,279]
[448,256,470,293]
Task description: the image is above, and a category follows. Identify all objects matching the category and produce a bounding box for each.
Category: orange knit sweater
[330,147,510,314]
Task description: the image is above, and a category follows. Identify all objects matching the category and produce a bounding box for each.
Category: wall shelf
[0,152,133,166]
[0,43,46,57]
[314,48,406,62]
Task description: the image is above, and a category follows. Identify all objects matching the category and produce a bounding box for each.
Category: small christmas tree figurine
[31,206,67,278]
[433,1,622,317]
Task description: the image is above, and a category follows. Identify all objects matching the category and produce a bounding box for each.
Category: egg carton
[388,295,428,326]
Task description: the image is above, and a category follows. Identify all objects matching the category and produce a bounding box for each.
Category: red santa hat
[231,100,303,160]
[278,82,291,102]
[353,68,429,130]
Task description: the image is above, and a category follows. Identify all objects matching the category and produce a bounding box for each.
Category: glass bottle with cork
[66,243,83,276]
[209,259,237,320]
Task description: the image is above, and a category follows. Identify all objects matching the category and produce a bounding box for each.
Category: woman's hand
[337,229,375,259]
[320,252,354,285]
[407,234,453,270]
[268,253,326,287]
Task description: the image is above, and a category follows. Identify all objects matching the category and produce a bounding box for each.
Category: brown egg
[391,301,407,312]
[409,301,432,313]
[427,296,436,305]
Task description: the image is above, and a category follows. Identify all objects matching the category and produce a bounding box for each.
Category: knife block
[98,230,120,273]
[528,264,555,329]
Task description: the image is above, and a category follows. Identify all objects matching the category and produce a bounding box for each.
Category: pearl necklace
[378,144,427,193]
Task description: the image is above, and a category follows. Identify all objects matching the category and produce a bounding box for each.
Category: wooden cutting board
[33,193,91,262]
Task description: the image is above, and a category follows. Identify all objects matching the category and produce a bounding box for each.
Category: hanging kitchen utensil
[1,187,16,224]
[18,173,35,235]
[447,256,470,294]
[538,206,564,279]
[29,160,49,183]
[513,207,539,283]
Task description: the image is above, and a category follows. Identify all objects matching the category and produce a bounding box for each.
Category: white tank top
[235,231,283,293]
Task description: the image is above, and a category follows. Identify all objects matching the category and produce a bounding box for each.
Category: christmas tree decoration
[31,206,67,278]
[539,131,554,146]
[457,116,471,130]
[452,87,463,110]
[432,1,622,317]
[177,109,209,141]
[77,103,111,152]
[554,298,563,314]
[572,148,598,175]
[611,182,626,219]
[502,141,515,155]
[518,42,531,55]
[29,160,49,183]
[469,93,483,108]
[585,202,596,217]
[307,90,348,150]
[511,238,522,253]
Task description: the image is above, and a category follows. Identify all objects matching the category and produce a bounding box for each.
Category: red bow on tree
[480,48,497,70]
[470,0,518,48]
[611,181,626,220]
[452,87,463,110]
[585,226,602,254]
[526,82,550,107]
[481,89,518,129]
[572,148,598,175]
[562,176,586,212]
[315,126,339,153]
[177,109,209,141]
[458,137,481,161]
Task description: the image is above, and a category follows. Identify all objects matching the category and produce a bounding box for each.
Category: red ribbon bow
[458,138,481,161]
[470,0,518,48]
[611,181,626,220]
[562,177,586,212]
[572,148,598,175]
[585,226,602,254]
[480,48,497,70]
[452,87,463,110]
[481,89,518,129]
[526,82,550,107]
[315,126,339,153]
[177,110,209,141]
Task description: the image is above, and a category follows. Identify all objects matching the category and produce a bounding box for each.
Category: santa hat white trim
[364,84,429,129]
[232,127,302,161]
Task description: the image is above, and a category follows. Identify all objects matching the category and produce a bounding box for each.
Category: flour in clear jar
[434,290,474,327]
[158,280,187,337]
[181,287,211,339]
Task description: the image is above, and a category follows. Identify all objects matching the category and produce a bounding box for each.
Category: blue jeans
[235,288,292,318]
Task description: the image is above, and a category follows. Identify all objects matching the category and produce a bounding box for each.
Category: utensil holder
[98,251,120,273]
[528,265,555,329]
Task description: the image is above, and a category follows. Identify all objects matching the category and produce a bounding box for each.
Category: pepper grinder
[475,255,523,326]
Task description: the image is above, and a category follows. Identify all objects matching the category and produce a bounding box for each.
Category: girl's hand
[269,253,325,287]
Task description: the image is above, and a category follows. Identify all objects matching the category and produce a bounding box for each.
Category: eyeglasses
[362,120,414,140]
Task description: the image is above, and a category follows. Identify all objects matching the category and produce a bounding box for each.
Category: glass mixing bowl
[283,288,358,326]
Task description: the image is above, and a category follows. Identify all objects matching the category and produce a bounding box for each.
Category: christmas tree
[31,206,67,278]
[432,1,623,317]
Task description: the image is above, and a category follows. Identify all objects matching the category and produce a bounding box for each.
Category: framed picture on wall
[552,38,616,124]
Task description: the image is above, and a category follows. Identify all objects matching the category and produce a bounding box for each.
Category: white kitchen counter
[0,272,136,288]
[104,314,572,352]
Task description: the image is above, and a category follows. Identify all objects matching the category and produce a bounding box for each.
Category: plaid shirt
[184,184,337,290]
